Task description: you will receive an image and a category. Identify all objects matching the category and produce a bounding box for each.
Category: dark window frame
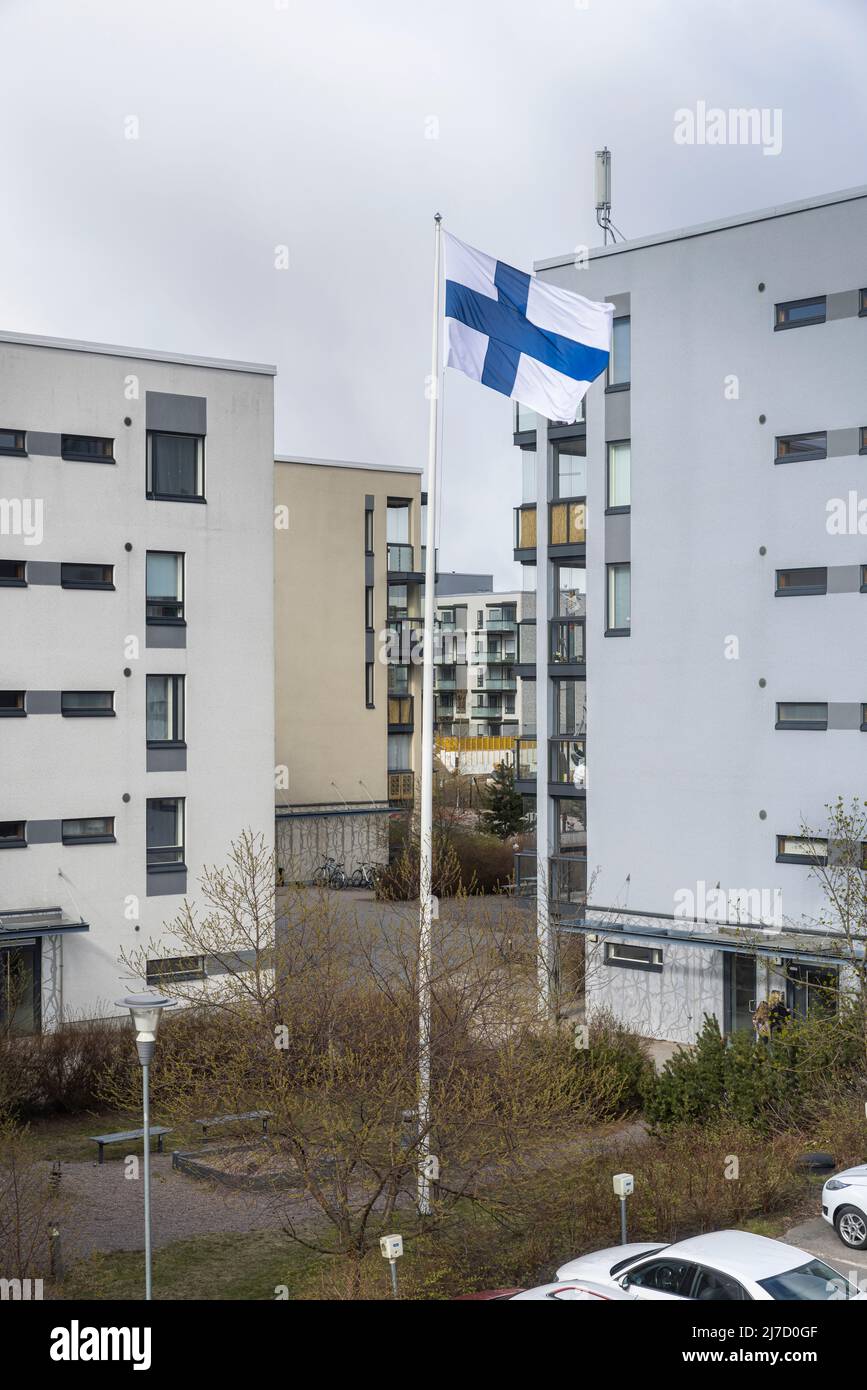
[146,796,186,870]
[775,567,827,597]
[606,437,631,514]
[60,562,115,591]
[365,585,374,632]
[60,434,115,463]
[146,954,205,985]
[0,428,26,457]
[146,430,206,504]
[364,507,374,555]
[774,296,827,331]
[61,816,116,845]
[0,560,26,588]
[61,691,116,718]
[604,941,663,973]
[365,661,375,709]
[146,674,185,747]
[0,820,27,849]
[606,314,631,392]
[775,702,828,731]
[0,691,26,718]
[859,289,867,318]
[775,431,828,464]
[145,550,185,625]
[776,834,828,866]
[860,427,867,457]
[605,561,631,636]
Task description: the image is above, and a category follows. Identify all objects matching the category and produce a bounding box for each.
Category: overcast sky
[1,0,865,586]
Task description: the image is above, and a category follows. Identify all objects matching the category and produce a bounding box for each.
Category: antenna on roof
[595,148,625,245]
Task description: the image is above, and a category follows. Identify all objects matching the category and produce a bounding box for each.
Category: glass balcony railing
[514,506,537,549]
[550,738,586,788]
[484,648,517,665]
[485,608,517,630]
[514,399,584,434]
[388,695,414,728]
[551,854,588,905]
[472,700,504,718]
[435,672,457,690]
[387,543,415,572]
[516,737,537,781]
[484,672,517,691]
[550,618,585,665]
[550,501,586,546]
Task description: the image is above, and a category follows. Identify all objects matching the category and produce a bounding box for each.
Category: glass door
[0,943,40,1035]
[724,953,757,1035]
[787,964,839,1020]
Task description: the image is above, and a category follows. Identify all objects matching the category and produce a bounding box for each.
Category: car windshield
[609,1248,665,1276]
[758,1259,858,1301]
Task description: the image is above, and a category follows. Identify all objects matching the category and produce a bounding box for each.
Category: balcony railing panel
[550,738,586,787]
[388,771,414,805]
[388,695,414,727]
[550,501,586,547]
[514,506,537,549]
[550,618,585,665]
[387,543,415,572]
[515,737,537,781]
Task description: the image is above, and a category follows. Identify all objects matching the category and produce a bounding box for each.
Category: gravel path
[51,1154,305,1261]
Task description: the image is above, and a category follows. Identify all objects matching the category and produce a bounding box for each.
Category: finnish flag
[444,232,614,424]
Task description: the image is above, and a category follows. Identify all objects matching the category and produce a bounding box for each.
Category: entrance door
[0,943,40,1034]
[724,953,757,1035]
[787,964,839,1021]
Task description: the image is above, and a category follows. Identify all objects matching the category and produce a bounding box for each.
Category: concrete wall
[274,458,422,809]
[0,336,275,1019]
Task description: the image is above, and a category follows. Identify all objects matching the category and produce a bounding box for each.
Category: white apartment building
[514,185,867,1043]
[434,589,525,739]
[0,331,275,1027]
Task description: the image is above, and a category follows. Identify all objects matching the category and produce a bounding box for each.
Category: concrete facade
[0,332,276,1023]
[274,456,423,881]
[516,186,867,1042]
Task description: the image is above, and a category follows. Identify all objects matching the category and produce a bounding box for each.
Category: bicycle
[348,861,379,889]
[311,856,347,889]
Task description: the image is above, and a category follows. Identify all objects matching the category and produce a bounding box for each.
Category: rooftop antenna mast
[595,147,625,244]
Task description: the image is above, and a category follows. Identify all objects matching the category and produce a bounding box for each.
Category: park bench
[89,1126,172,1165]
[193,1109,272,1139]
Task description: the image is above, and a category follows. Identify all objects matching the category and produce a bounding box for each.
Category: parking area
[784,1216,867,1290]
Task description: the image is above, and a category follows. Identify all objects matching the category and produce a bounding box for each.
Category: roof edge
[0,329,276,375]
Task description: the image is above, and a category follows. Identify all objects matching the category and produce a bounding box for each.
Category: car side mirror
[617,1274,630,1290]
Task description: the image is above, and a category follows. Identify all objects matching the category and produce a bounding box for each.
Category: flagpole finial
[434,212,442,223]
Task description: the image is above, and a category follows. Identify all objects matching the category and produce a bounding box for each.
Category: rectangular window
[60,562,114,590]
[550,501,586,546]
[146,797,185,867]
[776,835,828,865]
[388,664,409,695]
[556,800,586,852]
[608,316,631,387]
[775,567,827,596]
[365,661,375,708]
[364,507,374,554]
[0,820,26,848]
[365,586,374,630]
[607,440,631,510]
[0,428,26,456]
[0,560,26,586]
[604,941,663,971]
[387,584,408,620]
[555,442,587,500]
[387,732,412,770]
[146,551,184,622]
[61,816,115,844]
[775,297,826,330]
[61,691,115,718]
[146,955,205,985]
[555,679,586,736]
[607,562,631,633]
[776,702,828,730]
[147,432,205,501]
[386,501,410,543]
[146,675,185,744]
[775,431,827,463]
[61,434,114,463]
[0,691,25,717]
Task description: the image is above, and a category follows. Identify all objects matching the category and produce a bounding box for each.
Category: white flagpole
[535,416,551,1014]
[418,211,443,1217]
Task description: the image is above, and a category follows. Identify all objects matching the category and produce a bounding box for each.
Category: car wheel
[835,1206,867,1250]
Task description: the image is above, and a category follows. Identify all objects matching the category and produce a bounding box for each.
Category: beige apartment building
[274,455,423,881]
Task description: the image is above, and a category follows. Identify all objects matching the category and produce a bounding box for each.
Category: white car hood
[827,1164,867,1187]
[556,1243,663,1284]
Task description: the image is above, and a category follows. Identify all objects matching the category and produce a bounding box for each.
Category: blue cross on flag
[444,232,614,424]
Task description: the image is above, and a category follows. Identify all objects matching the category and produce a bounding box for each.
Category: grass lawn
[24,1111,212,1164]
[61,1230,326,1301]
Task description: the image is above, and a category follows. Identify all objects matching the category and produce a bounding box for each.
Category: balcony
[388,771,415,806]
[472,700,505,719]
[511,851,587,907]
[513,398,585,438]
[485,608,517,630]
[435,671,457,690]
[484,672,517,691]
[387,544,424,581]
[484,648,517,665]
[513,502,586,557]
[550,738,586,791]
[515,737,537,782]
[550,618,585,667]
[388,695,414,731]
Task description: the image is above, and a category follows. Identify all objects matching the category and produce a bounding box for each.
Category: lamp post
[116,992,175,1300]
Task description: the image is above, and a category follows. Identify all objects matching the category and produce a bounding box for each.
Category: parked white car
[509,1280,633,1301]
[822,1165,867,1249]
[556,1230,865,1301]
